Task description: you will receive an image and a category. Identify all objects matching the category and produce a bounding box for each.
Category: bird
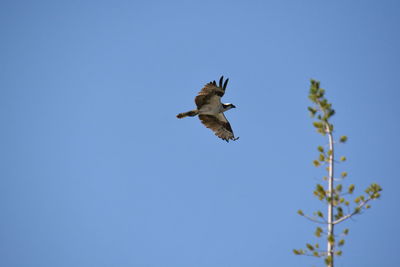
[176,76,239,142]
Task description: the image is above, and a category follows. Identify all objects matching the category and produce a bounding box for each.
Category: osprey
[176,76,239,142]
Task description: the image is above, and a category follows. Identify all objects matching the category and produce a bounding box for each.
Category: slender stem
[333,198,372,225]
[327,127,335,267]
[303,214,328,224]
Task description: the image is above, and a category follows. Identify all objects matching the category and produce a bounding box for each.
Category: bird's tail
[176,110,198,119]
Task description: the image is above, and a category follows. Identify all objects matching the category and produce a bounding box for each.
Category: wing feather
[194,76,228,109]
[198,114,237,142]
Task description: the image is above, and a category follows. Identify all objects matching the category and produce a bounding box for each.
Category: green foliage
[314,184,326,200]
[328,234,335,245]
[308,80,335,136]
[348,184,355,194]
[325,256,333,266]
[294,80,383,266]
[308,107,317,117]
[335,206,344,220]
[315,227,323,237]
[293,249,303,255]
[317,211,324,218]
[335,184,342,193]
[366,183,382,199]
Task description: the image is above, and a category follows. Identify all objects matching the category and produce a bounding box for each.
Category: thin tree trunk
[327,128,334,267]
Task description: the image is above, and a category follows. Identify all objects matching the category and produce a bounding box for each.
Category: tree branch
[333,198,372,225]
[303,214,328,224]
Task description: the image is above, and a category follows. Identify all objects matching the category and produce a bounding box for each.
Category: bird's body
[177,76,238,142]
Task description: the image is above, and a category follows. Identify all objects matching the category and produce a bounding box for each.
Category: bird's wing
[198,113,237,142]
[195,76,229,109]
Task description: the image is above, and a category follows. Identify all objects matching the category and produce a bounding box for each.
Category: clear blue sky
[1,1,399,266]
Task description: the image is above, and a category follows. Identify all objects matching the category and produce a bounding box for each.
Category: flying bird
[176,76,239,142]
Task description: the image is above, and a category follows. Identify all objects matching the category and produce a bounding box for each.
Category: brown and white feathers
[176,76,238,142]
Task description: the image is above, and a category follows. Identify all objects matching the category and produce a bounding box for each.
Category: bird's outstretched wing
[195,76,229,109]
[198,113,238,142]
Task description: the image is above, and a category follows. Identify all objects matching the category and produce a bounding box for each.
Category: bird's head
[222,103,236,111]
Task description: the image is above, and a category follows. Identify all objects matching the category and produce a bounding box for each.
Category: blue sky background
[1,1,399,266]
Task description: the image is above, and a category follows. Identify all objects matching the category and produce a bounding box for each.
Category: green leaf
[314,184,326,200]
[335,206,344,220]
[308,107,317,117]
[328,123,334,132]
[367,183,383,199]
[316,184,325,192]
[328,234,335,244]
[348,184,355,194]
[313,160,320,167]
[310,79,320,89]
[313,121,323,129]
[317,146,324,152]
[339,135,348,143]
[343,228,349,235]
[315,227,323,237]
[338,239,345,246]
[374,193,381,198]
[325,255,333,265]
[336,184,343,192]
[340,156,347,162]
[320,99,327,107]
[306,243,314,251]
[297,209,304,216]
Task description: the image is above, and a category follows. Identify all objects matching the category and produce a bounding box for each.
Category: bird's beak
[232,105,236,108]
